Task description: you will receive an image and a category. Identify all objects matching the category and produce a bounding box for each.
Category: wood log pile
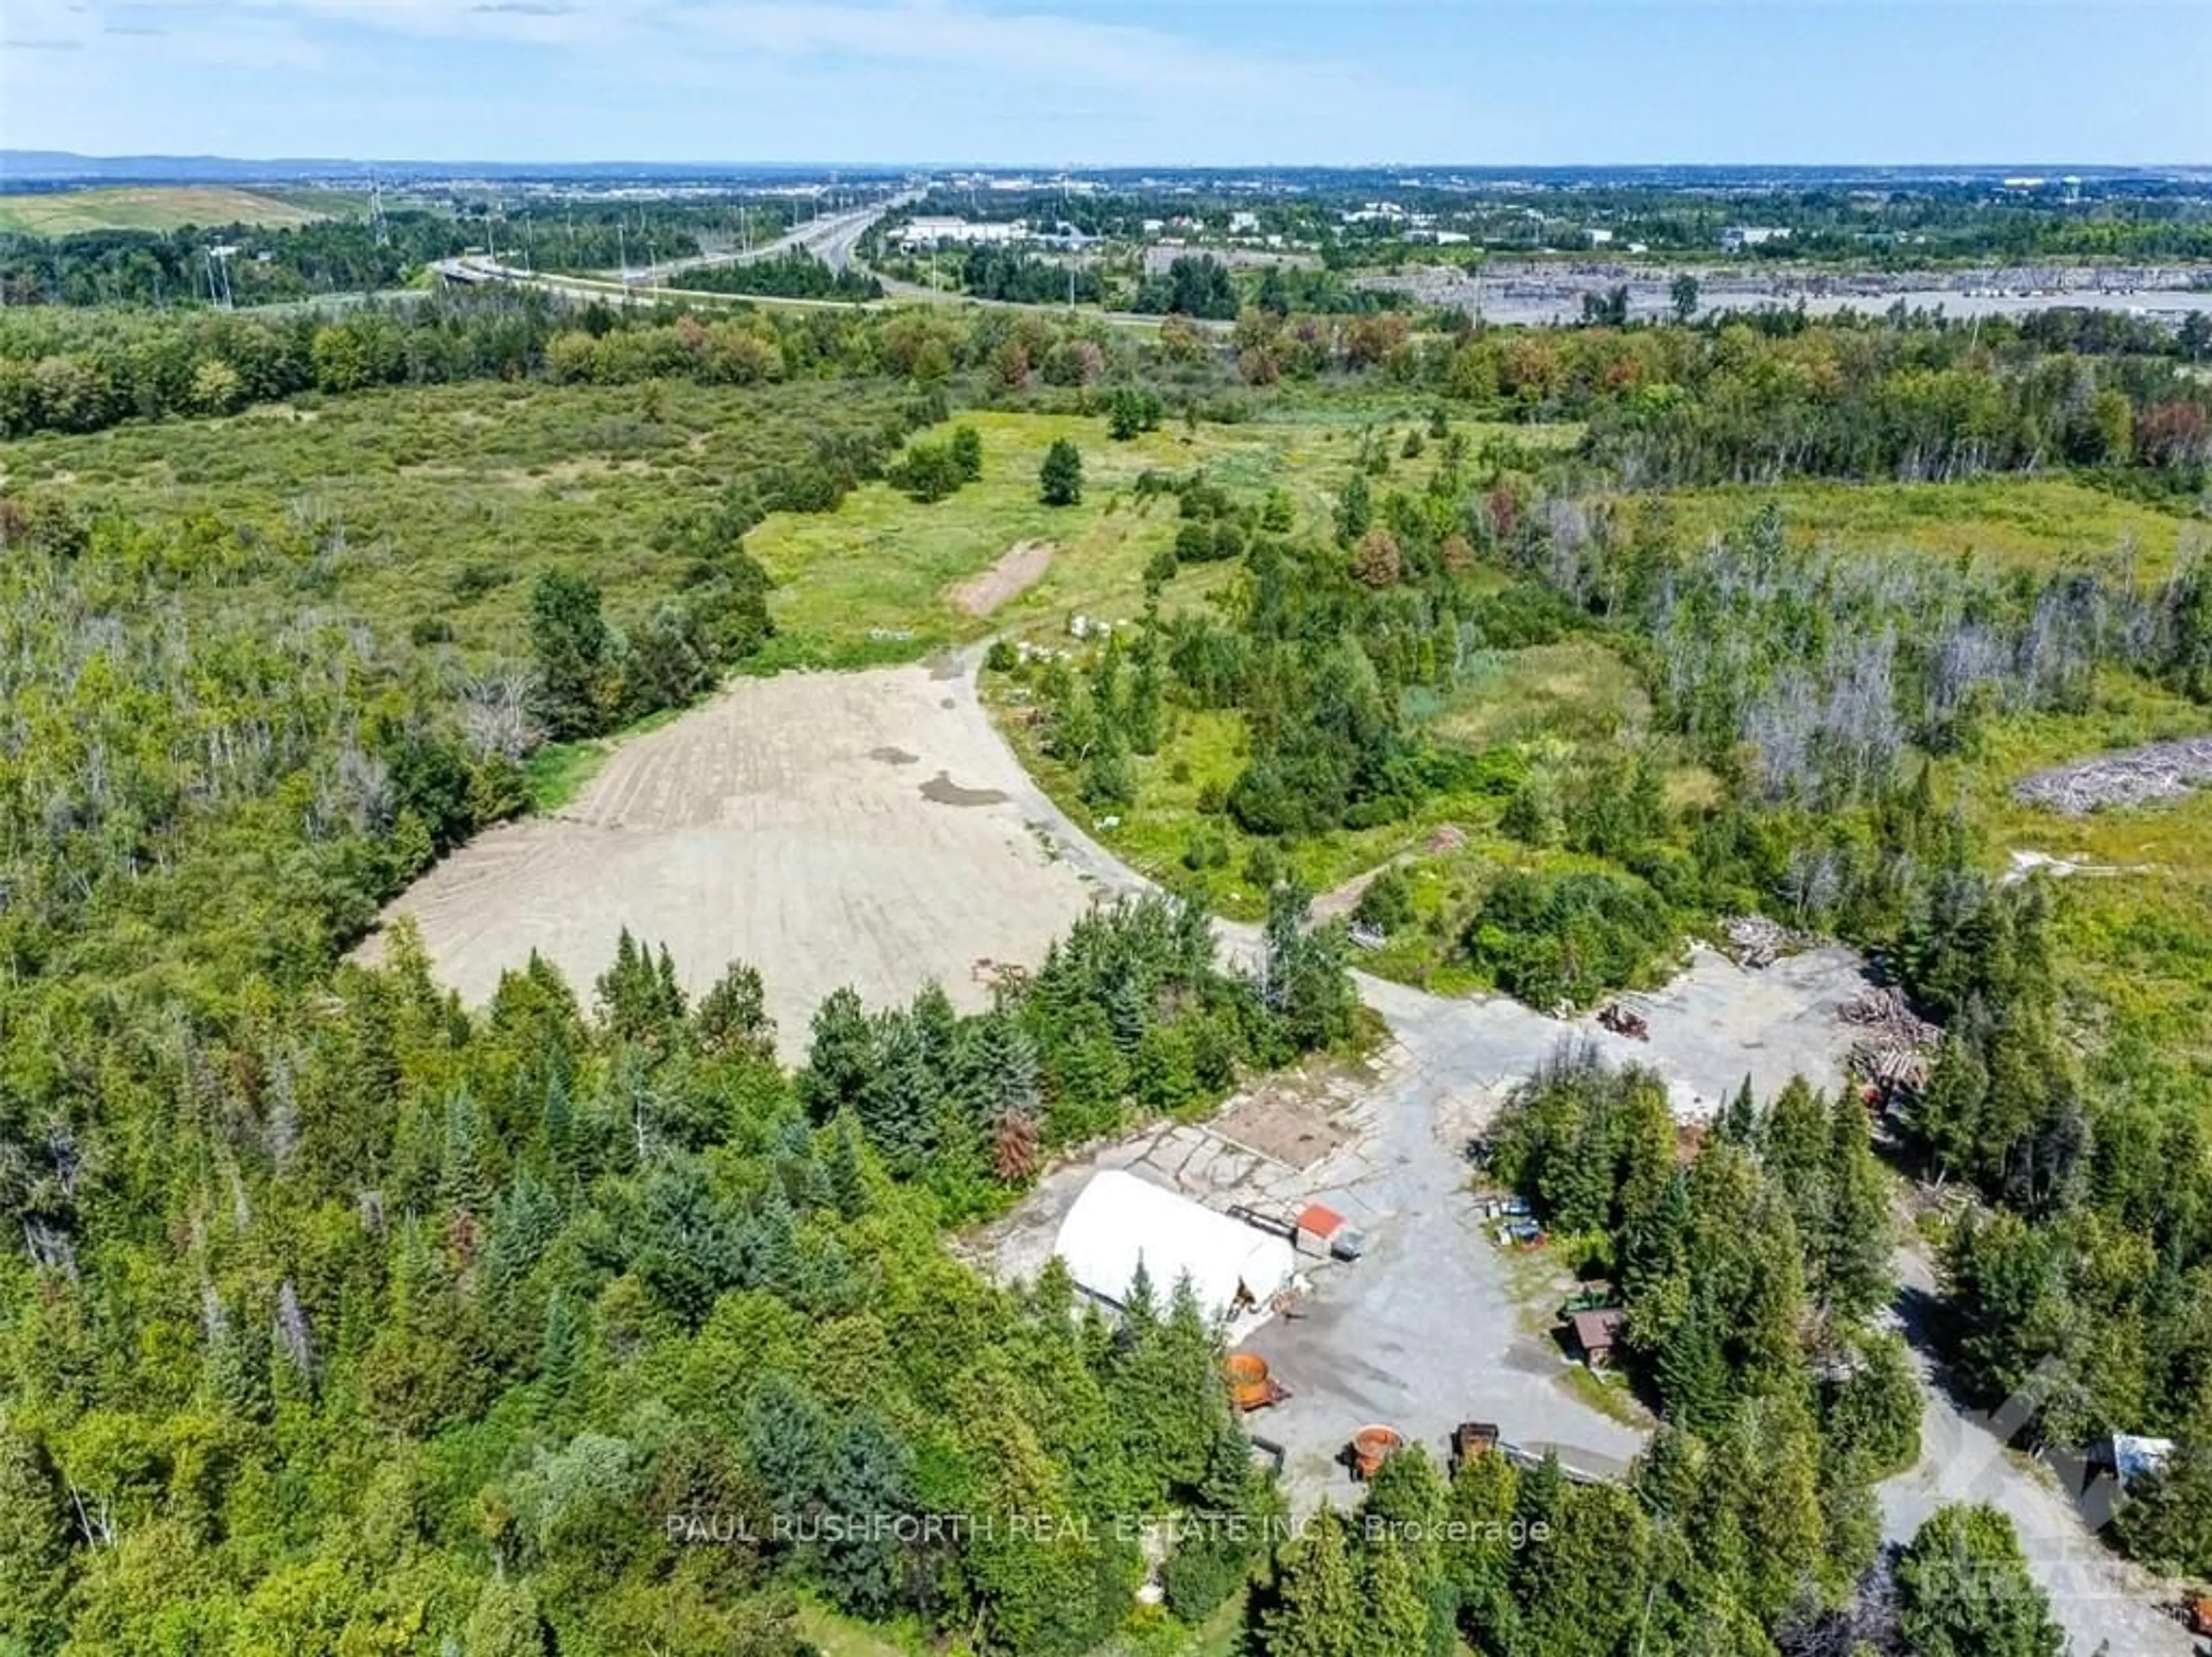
[2012,736,2212,816]
[1840,986,1942,1091]
[1719,914,1816,969]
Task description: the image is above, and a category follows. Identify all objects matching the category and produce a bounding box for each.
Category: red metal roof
[1295,1202,1345,1236]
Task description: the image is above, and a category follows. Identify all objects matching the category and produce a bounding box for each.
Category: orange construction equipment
[2186,1594,2212,1637]
[1224,1353,1289,1412]
[1350,1424,1404,1481]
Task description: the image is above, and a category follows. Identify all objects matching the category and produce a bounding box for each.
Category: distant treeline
[668,251,882,303]
[0,198,851,306]
[5,286,2209,501]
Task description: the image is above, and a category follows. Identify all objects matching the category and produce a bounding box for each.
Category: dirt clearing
[950,540,1054,616]
[363,664,1103,1061]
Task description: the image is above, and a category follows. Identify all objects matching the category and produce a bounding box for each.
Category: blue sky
[3,2,2209,165]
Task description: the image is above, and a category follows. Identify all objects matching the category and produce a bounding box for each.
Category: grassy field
[747,406,1555,665]
[1937,671,2212,1076]
[0,184,355,234]
[1662,477,2207,579]
[0,375,911,661]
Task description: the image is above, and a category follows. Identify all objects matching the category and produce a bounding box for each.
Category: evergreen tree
[0,1423,71,1652]
[819,1413,916,1616]
[1257,1505,1364,1657]
[1896,1504,2063,1657]
[1363,1539,1431,1656]
[593,928,687,1049]
[1039,439,1084,506]
[539,1290,584,1427]
[1336,472,1373,546]
[1819,1094,1894,1322]
[1718,1075,1759,1146]
[1658,1281,1732,1432]
[747,1182,805,1300]
[441,1087,495,1220]
[528,567,612,737]
[799,988,876,1123]
[825,1110,870,1219]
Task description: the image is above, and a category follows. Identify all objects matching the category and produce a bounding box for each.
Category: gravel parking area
[984,944,1877,1510]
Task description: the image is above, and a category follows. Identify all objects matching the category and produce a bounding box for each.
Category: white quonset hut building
[1051,1170,1298,1327]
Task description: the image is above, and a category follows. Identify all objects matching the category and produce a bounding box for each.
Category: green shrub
[1463,869,1676,1008]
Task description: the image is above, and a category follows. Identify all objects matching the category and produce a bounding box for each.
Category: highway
[624,190,918,282]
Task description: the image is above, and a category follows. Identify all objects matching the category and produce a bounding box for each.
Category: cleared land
[0,185,351,234]
[366,660,1105,1061]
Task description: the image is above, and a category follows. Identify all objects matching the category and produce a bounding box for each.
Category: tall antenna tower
[368,169,390,247]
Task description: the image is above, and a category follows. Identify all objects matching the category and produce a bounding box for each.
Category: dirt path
[950,540,1054,616]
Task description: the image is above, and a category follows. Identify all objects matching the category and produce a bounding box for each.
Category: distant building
[1228,210,1261,234]
[1720,225,1791,252]
[1587,228,1615,247]
[899,216,1024,248]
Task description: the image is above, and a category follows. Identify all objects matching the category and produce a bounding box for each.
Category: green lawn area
[1663,477,2207,580]
[0,184,355,234]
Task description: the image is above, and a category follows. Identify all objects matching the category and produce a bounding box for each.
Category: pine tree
[910,981,961,1075]
[1363,1539,1431,1656]
[540,1068,574,1175]
[1820,1094,1893,1322]
[820,1413,916,1616]
[799,988,876,1123]
[825,1110,870,1218]
[1127,641,1162,756]
[441,1087,494,1221]
[863,1011,937,1171]
[539,1289,583,1426]
[1039,438,1084,506]
[1718,1074,1759,1145]
[0,1423,70,1651]
[1257,1505,1364,1657]
[1759,1075,1829,1209]
[1896,1504,2063,1657]
[747,1183,804,1300]
[1657,1283,1732,1432]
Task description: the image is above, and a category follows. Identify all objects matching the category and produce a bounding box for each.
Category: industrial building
[1052,1170,1298,1326]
